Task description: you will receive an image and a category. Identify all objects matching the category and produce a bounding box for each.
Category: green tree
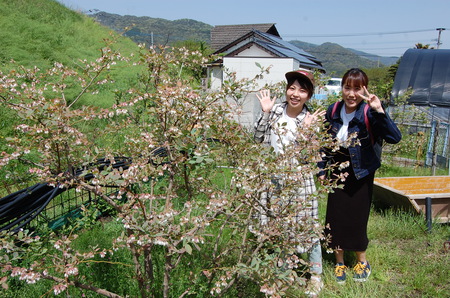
[414,43,435,49]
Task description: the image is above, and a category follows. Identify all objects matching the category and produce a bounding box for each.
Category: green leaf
[184,243,192,255]
[250,257,257,268]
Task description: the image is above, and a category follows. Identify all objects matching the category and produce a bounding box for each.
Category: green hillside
[0,0,138,69]
[0,0,140,107]
[0,0,144,165]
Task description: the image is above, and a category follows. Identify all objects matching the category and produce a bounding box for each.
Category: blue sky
[57,0,450,57]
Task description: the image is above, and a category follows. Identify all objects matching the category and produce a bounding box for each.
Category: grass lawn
[7,195,447,298]
[314,205,449,298]
[2,163,449,297]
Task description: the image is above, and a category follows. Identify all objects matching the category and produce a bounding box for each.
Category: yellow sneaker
[334,263,347,284]
[353,261,371,282]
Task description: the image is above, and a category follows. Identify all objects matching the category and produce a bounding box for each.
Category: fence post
[425,196,432,233]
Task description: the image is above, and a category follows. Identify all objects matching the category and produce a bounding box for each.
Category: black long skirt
[324,148,374,251]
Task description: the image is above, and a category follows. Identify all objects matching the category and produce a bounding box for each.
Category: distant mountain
[347,48,399,66]
[88,12,399,75]
[289,41,399,76]
[90,12,212,46]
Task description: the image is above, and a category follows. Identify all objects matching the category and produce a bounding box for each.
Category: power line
[286,28,450,56]
[309,49,399,59]
[333,39,437,46]
[283,28,442,38]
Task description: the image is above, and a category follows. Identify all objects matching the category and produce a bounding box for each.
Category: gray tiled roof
[211,23,279,51]
[214,29,324,72]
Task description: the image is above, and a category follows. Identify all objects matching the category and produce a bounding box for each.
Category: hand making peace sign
[358,86,385,114]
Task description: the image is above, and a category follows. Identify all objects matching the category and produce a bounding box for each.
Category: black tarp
[391,49,450,108]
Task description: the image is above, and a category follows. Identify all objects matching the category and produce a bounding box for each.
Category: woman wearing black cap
[254,69,325,296]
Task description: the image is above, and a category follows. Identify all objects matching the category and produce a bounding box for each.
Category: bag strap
[363,104,374,145]
[331,101,340,118]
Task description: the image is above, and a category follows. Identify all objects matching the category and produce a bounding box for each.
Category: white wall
[207,66,223,90]
[235,46,273,57]
[217,56,297,128]
[223,56,294,89]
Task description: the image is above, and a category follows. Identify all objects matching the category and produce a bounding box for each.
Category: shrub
[0,42,338,297]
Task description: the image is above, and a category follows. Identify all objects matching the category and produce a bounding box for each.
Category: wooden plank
[373,176,450,223]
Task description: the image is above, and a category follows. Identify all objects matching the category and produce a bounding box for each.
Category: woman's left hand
[359,86,384,113]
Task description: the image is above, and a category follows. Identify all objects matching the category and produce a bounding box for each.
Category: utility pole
[436,28,446,49]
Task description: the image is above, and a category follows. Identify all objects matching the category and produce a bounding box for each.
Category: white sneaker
[305,275,323,297]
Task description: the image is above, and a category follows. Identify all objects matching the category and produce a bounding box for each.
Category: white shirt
[336,106,355,147]
[270,107,304,154]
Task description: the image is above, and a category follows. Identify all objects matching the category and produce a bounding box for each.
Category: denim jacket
[318,101,402,180]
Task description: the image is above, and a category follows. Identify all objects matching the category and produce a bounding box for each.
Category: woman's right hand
[303,109,326,128]
[256,89,276,113]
